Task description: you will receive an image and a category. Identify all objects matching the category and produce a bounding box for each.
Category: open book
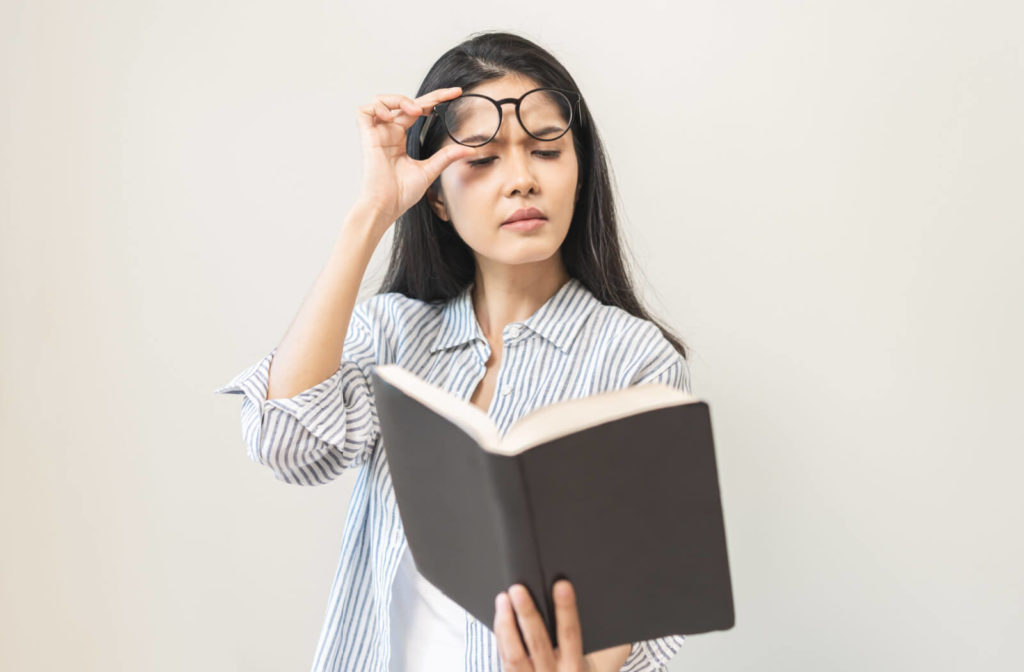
[370,364,734,655]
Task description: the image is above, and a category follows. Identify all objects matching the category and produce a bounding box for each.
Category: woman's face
[427,75,581,269]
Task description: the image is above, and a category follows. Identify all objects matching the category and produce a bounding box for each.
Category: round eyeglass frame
[417,87,584,147]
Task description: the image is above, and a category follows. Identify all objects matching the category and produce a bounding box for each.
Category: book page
[497,384,696,456]
[374,365,700,456]
[373,365,501,449]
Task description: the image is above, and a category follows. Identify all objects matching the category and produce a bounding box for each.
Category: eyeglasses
[418,87,583,147]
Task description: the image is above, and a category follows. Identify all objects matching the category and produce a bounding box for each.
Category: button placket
[499,325,521,397]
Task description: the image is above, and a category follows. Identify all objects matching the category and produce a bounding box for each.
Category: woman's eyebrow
[531,125,565,137]
[466,130,567,147]
[461,133,493,146]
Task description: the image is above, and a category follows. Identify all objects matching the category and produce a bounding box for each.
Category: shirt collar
[430,277,601,355]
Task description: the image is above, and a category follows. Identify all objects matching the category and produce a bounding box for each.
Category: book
[369,364,735,655]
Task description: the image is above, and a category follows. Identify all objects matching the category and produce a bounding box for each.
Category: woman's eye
[468,151,561,167]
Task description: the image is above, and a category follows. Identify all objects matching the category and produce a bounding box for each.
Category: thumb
[420,145,475,184]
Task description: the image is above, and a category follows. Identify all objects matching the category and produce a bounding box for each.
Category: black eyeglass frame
[417,87,584,147]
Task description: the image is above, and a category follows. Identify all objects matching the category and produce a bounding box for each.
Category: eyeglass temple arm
[418,111,436,145]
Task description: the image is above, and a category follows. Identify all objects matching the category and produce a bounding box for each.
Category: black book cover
[370,367,734,654]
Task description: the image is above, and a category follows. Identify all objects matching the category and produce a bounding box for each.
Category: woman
[217,31,691,672]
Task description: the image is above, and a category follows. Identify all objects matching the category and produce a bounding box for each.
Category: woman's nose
[504,157,539,195]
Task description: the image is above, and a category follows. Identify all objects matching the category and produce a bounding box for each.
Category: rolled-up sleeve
[621,342,692,670]
[214,303,383,486]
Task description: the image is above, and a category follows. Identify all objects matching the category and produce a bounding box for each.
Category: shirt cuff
[214,346,352,441]
[214,346,378,483]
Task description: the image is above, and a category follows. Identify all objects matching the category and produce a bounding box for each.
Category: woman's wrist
[345,199,393,238]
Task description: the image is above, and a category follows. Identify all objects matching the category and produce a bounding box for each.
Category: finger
[373,99,423,132]
[373,99,394,124]
[356,86,464,138]
[372,94,423,120]
[509,584,557,668]
[365,97,420,131]
[372,87,460,118]
[412,86,463,110]
[375,88,462,129]
[354,99,396,133]
[418,144,476,184]
[412,87,463,124]
[494,591,530,670]
[552,580,584,660]
[359,88,463,133]
[356,103,379,132]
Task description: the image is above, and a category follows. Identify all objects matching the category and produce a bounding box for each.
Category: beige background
[2,1,1022,670]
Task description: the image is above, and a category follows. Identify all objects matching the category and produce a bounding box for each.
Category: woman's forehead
[463,74,543,100]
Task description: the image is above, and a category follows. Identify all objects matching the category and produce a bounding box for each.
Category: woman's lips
[501,218,547,232]
[502,206,547,224]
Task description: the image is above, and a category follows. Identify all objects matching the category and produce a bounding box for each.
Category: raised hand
[354,86,477,228]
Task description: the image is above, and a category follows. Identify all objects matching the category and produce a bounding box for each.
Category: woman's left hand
[494,580,631,672]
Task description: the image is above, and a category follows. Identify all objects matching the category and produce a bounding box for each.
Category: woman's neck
[470,264,571,342]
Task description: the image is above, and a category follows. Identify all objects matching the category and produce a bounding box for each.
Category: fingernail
[495,592,507,609]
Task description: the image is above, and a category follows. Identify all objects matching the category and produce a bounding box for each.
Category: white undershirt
[389,545,467,671]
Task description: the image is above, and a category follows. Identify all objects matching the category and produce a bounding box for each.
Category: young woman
[217,31,691,672]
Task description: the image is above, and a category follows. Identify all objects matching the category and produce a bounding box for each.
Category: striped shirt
[215,276,692,672]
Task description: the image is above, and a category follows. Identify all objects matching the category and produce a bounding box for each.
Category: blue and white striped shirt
[215,276,691,672]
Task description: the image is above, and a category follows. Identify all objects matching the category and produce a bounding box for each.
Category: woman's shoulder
[350,290,446,336]
[585,302,689,388]
[587,301,673,351]
[345,291,448,364]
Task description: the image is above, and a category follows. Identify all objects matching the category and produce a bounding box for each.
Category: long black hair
[377,30,689,360]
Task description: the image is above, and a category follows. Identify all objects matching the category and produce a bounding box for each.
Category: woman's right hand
[355,87,477,226]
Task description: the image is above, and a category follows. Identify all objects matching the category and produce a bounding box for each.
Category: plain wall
[2,0,1021,669]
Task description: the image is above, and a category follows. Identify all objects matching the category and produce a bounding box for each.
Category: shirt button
[508,325,521,337]
[501,384,513,396]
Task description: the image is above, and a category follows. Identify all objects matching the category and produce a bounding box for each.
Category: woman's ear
[427,184,449,222]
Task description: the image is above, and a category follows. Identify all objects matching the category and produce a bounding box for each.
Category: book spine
[480,451,552,639]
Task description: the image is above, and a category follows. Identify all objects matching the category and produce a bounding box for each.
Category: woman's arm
[266,199,388,400]
[215,200,393,485]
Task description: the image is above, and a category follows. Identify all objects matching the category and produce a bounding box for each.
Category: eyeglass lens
[442,90,573,147]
